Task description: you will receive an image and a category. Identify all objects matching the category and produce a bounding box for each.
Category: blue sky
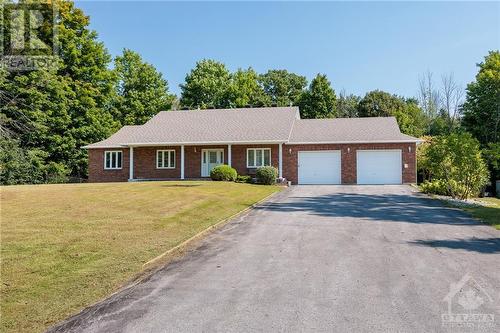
[76,1,499,98]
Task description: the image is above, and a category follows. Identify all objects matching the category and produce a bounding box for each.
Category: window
[247,148,271,168]
[104,151,122,170]
[157,150,175,169]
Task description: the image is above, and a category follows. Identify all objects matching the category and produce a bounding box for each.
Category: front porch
[127,144,283,182]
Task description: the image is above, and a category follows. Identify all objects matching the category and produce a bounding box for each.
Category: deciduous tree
[258,69,307,106]
[298,74,336,119]
[462,51,500,145]
[114,49,174,125]
[180,59,231,109]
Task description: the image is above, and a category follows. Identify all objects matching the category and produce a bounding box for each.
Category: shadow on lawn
[257,191,480,226]
[161,184,201,188]
[409,237,500,254]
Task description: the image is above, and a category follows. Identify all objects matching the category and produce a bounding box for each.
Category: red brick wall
[88,142,416,184]
[134,146,181,179]
[230,144,279,175]
[282,143,417,184]
[88,148,129,183]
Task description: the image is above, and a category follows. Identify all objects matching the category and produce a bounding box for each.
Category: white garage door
[357,150,402,184]
[298,151,341,185]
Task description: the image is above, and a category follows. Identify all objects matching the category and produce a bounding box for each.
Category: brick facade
[88,148,129,183]
[282,142,416,184]
[88,143,416,184]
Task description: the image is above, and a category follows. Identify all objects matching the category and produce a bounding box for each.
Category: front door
[201,149,224,177]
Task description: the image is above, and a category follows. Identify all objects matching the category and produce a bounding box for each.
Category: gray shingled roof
[84,107,299,148]
[288,117,419,143]
[84,107,420,148]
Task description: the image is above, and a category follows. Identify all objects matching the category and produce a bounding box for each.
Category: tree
[425,133,489,199]
[53,0,120,177]
[180,59,231,109]
[482,142,500,195]
[225,68,269,108]
[114,49,174,125]
[440,73,464,132]
[258,69,307,106]
[336,90,360,118]
[462,51,500,145]
[417,71,464,135]
[298,74,337,119]
[358,90,427,137]
[400,98,428,138]
[0,0,120,180]
[418,71,440,119]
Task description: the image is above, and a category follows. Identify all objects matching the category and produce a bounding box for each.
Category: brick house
[84,107,420,185]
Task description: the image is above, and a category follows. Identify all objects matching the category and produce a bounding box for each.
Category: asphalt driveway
[50,185,499,333]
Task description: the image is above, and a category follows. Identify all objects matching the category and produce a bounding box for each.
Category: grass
[0,181,281,333]
[461,197,500,230]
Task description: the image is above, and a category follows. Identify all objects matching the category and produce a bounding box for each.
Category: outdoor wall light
[194,147,197,153]
[289,148,292,155]
[408,146,412,152]
[347,147,351,153]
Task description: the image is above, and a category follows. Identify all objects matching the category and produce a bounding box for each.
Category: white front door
[298,151,341,184]
[201,149,224,177]
[356,150,402,184]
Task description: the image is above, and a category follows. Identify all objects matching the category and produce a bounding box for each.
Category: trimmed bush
[256,166,278,185]
[236,175,253,183]
[210,165,237,181]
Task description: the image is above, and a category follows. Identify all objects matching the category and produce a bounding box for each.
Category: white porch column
[180,145,185,180]
[228,144,232,167]
[129,146,134,181]
[278,143,283,178]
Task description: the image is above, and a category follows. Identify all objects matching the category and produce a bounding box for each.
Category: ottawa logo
[442,273,496,329]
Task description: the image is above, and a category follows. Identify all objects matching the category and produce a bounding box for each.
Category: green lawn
[0,181,281,333]
[462,197,500,230]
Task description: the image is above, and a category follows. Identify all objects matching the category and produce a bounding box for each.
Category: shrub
[424,132,489,199]
[236,175,253,183]
[420,180,453,196]
[256,166,278,185]
[210,165,237,181]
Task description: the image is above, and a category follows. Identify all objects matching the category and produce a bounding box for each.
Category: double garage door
[298,150,402,185]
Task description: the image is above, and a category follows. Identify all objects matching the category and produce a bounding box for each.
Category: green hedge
[210,165,237,181]
[256,166,278,185]
[236,175,253,183]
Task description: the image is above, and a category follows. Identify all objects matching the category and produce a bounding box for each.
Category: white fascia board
[82,145,126,149]
[285,139,422,145]
[115,140,287,147]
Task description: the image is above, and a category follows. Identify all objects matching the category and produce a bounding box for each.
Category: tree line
[0,1,498,186]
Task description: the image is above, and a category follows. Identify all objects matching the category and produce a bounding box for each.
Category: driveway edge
[45,187,286,333]
[142,188,285,270]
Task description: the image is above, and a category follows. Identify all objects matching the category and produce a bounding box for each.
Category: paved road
[50,186,499,333]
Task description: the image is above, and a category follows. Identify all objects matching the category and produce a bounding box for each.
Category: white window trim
[104,150,123,170]
[246,148,271,168]
[156,149,176,169]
